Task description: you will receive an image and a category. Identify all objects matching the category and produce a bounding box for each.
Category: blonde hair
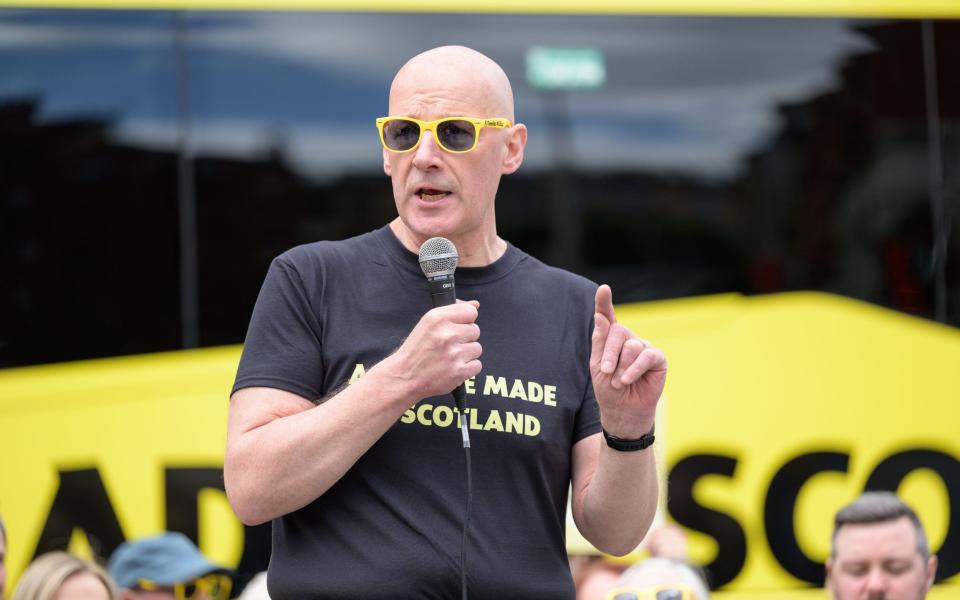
[12,551,117,600]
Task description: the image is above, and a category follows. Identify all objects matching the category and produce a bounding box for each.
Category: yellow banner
[626,292,960,592]
[0,291,958,594]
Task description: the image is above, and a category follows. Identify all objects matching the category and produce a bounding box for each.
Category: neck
[389,218,507,267]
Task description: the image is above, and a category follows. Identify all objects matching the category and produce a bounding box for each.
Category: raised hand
[589,285,666,438]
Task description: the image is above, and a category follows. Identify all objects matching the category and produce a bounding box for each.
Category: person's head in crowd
[1,514,7,599]
[574,524,694,600]
[644,524,690,563]
[605,557,710,600]
[10,551,116,600]
[570,554,626,600]
[379,45,527,254]
[607,557,710,600]
[826,491,937,600]
[107,533,230,600]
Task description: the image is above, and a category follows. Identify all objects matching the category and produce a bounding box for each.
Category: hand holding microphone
[381,237,482,404]
[417,237,476,410]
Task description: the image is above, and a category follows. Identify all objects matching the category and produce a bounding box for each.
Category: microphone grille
[418,237,459,278]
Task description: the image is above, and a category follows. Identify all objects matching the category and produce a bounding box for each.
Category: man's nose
[412,130,444,169]
[864,566,888,596]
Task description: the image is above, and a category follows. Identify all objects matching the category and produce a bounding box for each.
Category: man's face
[827,517,937,600]
[383,57,523,248]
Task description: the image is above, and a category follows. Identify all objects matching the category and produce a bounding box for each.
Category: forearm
[576,437,659,556]
[225,359,415,525]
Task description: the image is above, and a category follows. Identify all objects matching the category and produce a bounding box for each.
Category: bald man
[225,46,665,599]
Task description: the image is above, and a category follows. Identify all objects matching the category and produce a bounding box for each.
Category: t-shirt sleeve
[572,310,602,443]
[572,373,601,443]
[232,253,324,401]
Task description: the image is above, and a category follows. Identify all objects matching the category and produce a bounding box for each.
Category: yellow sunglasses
[605,583,697,600]
[376,116,512,154]
[136,574,232,600]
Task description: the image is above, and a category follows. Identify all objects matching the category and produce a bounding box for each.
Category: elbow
[224,456,273,526]
[594,537,644,558]
[228,492,273,526]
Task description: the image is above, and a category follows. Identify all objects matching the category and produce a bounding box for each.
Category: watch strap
[602,424,655,452]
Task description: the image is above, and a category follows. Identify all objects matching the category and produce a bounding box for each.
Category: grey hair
[832,491,929,559]
[616,557,711,600]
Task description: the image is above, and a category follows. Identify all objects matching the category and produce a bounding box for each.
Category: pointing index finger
[595,284,616,325]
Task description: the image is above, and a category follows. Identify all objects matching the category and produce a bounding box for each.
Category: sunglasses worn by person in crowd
[136,574,232,600]
[605,583,697,600]
[376,116,512,154]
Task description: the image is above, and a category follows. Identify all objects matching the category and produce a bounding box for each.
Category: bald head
[389,46,515,121]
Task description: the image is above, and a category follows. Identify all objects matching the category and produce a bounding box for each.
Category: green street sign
[525,47,606,90]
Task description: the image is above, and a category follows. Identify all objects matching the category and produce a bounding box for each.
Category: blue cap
[108,532,227,588]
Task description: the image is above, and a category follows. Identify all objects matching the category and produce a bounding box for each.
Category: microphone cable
[452,387,472,600]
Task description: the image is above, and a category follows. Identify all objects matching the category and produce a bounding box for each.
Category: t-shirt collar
[375,225,524,286]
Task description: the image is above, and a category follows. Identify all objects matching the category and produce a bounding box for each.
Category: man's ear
[383,148,392,176]
[925,555,938,591]
[824,557,835,589]
[501,123,527,175]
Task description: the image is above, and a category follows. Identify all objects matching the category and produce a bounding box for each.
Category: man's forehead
[389,48,513,118]
[834,517,919,559]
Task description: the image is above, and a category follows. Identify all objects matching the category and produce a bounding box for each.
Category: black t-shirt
[234,226,601,599]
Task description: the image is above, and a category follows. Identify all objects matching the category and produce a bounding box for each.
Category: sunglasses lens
[382,119,421,151]
[612,594,639,600]
[182,582,198,598]
[209,581,227,599]
[437,119,477,151]
[656,590,685,600]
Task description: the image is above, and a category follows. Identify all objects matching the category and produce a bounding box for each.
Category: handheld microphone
[418,236,459,308]
[417,237,466,413]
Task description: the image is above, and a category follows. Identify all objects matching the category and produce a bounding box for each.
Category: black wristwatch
[602,423,655,452]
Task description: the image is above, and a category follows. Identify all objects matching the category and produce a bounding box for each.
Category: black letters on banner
[764,451,850,585]
[864,449,960,581]
[33,468,126,560]
[164,467,225,543]
[667,454,747,588]
[165,467,270,591]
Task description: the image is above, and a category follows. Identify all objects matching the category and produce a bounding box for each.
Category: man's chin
[401,214,459,240]
[392,216,459,251]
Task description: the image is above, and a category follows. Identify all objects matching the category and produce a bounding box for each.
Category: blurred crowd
[0,528,267,600]
[0,491,939,600]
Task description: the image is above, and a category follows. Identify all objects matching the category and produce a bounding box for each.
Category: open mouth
[417,187,451,202]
